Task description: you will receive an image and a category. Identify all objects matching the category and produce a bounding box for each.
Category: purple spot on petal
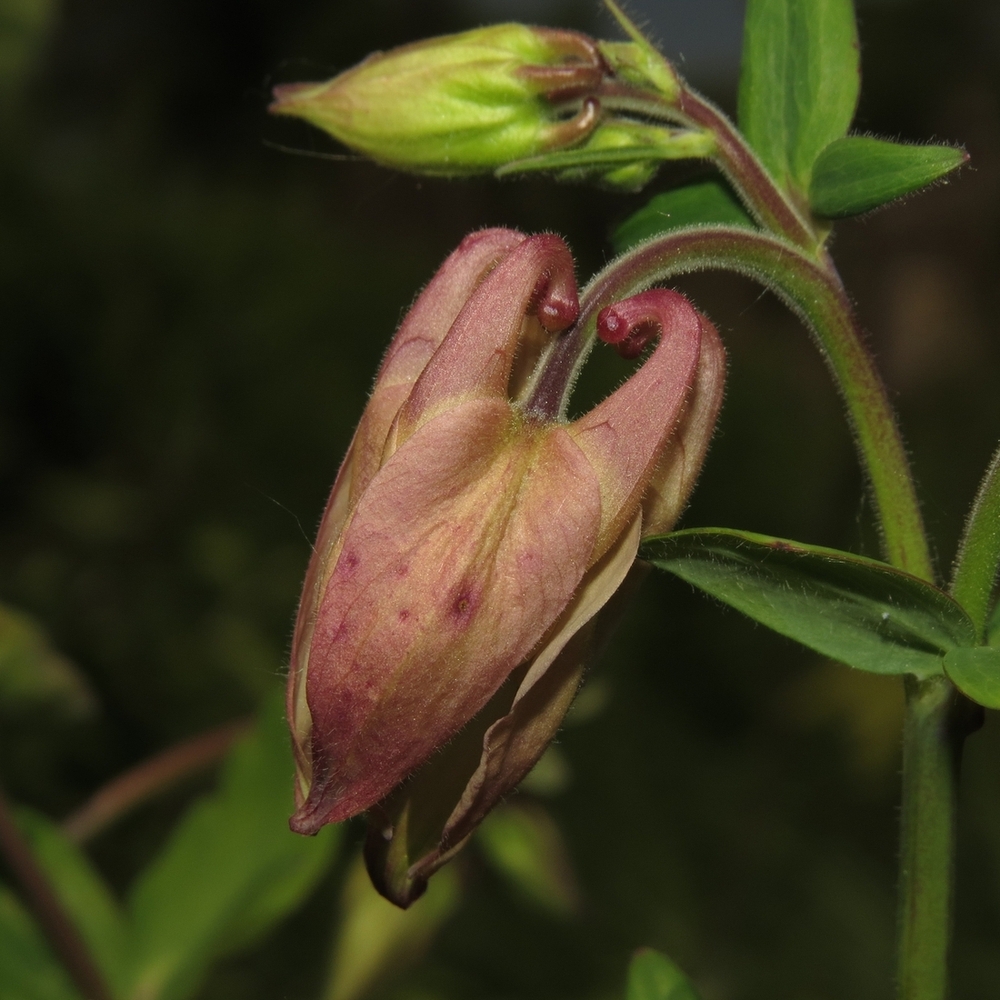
[450,583,479,627]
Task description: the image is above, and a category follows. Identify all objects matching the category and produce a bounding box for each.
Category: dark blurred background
[1,0,999,997]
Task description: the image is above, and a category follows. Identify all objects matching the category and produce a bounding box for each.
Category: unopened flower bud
[287,229,725,906]
[269,25,607,175]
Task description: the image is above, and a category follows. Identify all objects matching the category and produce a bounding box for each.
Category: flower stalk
[568,224,954,998]
[557,225,933,581]
[596,79,818,249]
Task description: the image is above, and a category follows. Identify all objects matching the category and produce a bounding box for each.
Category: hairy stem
[897,678,980,1000]
[0,782,113,1000]
[596,82,818,251]
[535,226,933,580]
[536,224,956,998]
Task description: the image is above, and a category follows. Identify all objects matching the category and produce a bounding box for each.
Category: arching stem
[534,225,933,581]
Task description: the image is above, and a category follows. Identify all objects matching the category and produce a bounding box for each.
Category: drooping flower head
[288,229,724,905]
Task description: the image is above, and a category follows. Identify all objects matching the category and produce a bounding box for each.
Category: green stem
[596,81,819,251]
[950,442,1000,636]
[533,225,933,580]
[899,445,1000,998]
[897,677,978,1000]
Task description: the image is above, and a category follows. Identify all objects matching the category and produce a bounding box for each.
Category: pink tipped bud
[287,232,725,905]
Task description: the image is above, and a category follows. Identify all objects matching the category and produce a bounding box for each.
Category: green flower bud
[269,24,607,175]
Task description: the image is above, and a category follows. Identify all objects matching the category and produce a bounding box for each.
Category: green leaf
[809,136,967,217]
[325,852,460,1000]
[612,180,756,253]
[943,648,1000,709]
[476,803,580,918]
[0,886,82,1000]
[0,603,94,718]
[738,0,860,192]
[643,529,977,677]
[626,948,702,1000]
[124,690,341,1000]
[15,810,126,996]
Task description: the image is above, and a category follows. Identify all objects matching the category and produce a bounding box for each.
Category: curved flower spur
[287,228,725,905]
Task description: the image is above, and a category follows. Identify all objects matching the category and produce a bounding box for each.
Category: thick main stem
[897,677,977,1000]
[580,55,961,989]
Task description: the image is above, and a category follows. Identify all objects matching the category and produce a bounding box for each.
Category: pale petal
[287,442,355,800]
[568,290,703,556]
[361,513,642,906]
[439,512,641,843]
[352,227,525,500]
[288,228,525,799]
[291,402,599,832]
[642,316,726,536]
[396,234,579,441]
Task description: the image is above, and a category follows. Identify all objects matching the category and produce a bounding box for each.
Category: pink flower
[287,229,724,904]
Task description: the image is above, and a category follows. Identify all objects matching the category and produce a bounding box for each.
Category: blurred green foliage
[626,948,702,1000]
[4,692,340,1000]
[326,852,460,1000]
[0,884,80,1000]
[0,600,94,716]
[0,0,999,998]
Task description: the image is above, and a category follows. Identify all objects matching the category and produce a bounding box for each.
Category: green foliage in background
[611,180,756,253]
[0,603,93,717]
[626,949,702,1000]
[1,694,340,1000]
[0,886,81,1000]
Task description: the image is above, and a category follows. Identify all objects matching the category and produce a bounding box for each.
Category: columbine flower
[287,228,724,905]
